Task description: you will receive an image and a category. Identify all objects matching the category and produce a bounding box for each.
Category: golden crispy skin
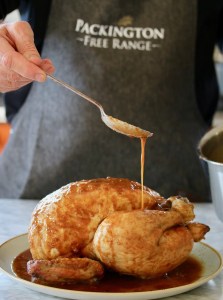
[28,177,209,281]
[28,178,163,260]
[93,210,194,278]
[27,257,104,283]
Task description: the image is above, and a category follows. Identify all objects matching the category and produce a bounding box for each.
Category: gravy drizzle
[140,137,147,209]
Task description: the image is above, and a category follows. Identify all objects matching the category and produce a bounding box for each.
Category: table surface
[0,199,222,300]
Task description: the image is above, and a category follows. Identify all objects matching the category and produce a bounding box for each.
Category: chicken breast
[28,177,163,260]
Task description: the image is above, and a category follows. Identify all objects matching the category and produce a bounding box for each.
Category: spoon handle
[47,74,103,110]
[47,75,152,138]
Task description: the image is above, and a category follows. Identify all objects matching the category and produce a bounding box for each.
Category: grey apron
[0,0,210,200]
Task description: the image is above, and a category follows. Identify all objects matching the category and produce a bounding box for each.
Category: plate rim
[0,233,222,300]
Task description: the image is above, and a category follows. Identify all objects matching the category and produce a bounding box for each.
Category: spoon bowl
[101,113,152,138]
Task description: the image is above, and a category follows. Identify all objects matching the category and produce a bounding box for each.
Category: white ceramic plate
[0,233,222,300]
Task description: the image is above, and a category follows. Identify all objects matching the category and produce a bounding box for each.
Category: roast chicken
[27,177,209,283]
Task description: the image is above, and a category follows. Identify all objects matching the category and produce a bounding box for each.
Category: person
[0,0,222,200]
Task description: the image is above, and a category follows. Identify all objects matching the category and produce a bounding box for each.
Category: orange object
[0,123,10,153]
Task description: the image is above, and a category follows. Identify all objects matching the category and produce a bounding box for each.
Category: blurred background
[0,9,223,151]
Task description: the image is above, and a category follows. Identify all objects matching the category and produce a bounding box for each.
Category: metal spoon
[47,75,153,139]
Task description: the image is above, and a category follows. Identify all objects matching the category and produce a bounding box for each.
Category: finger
[28,57,55,74]
[1,50,46,82]
[0,22,46,81]
[0,22,47,82]
[0,78,31,93]
[39,58,55,74]
[7,21,41,62]
[0,67,32,83]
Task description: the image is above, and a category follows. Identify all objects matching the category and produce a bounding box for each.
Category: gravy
[208,144,223,163]
[140,137,147,209]
[12,249,203,293]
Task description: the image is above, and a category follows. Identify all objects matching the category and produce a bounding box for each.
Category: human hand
[0,21,55,93]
